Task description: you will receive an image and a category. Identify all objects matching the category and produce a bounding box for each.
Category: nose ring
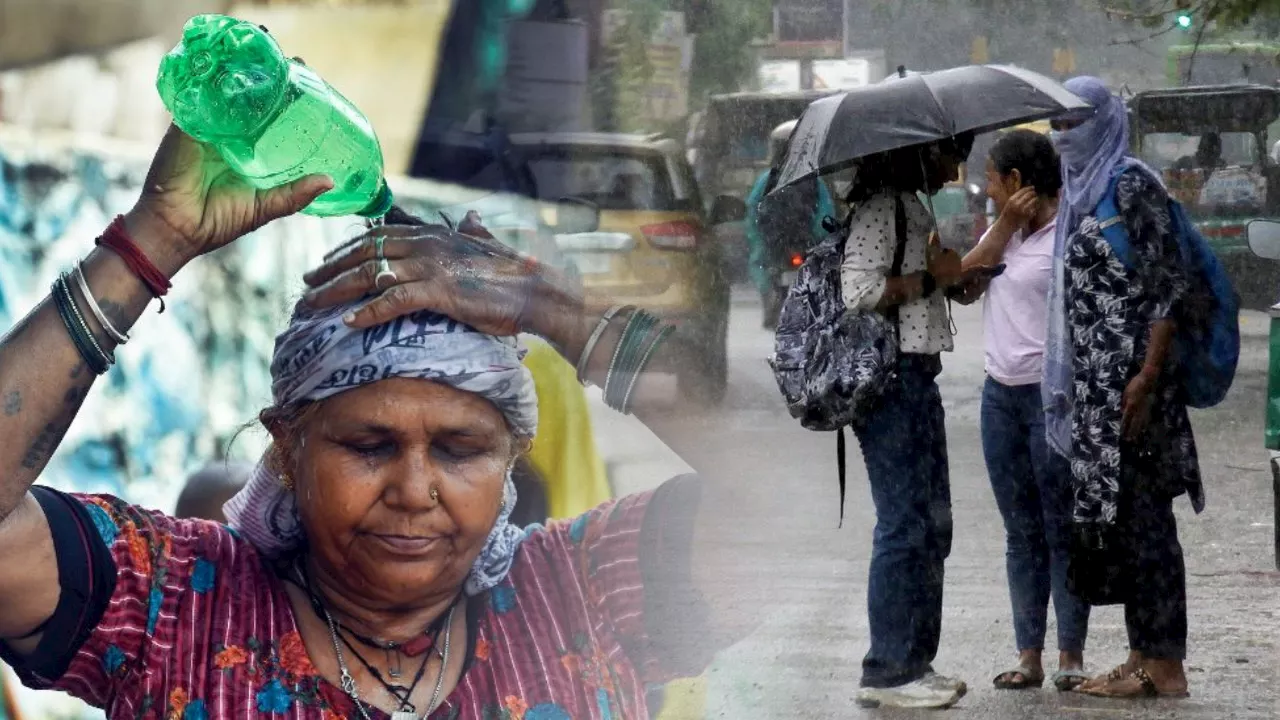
[430,486,440,502]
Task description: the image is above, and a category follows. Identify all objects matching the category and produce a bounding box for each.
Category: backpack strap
[888,195,911,327]
[1093,171,1136,268]
[837,427,847,528]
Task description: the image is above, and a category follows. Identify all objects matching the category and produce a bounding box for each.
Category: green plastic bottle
[156,14,392,218]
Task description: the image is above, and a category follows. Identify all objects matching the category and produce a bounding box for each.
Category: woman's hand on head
[127,124,333,266]
[996,186,1038,228]
[302,221,583,339]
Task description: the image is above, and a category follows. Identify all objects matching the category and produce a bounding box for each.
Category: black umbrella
[771,64,1089,192]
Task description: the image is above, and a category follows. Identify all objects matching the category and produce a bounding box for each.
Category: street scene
[4,0,1280,719]
[597,293,1280,718]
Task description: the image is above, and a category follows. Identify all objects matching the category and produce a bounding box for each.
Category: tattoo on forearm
[2,392,20,417]
[20,385,90,470]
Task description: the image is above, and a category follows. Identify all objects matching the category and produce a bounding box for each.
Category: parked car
[509,132,741,403]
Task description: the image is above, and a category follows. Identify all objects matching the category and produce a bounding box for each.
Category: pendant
[391,712,417,720]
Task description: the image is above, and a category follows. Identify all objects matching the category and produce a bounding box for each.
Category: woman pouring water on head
[0,124,794,719]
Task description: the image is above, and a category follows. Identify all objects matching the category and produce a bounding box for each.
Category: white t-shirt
[840,191,953,355]
[982,218,1056,386]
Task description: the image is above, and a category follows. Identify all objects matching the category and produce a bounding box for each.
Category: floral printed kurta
[2,481,705,720]
[1063,168,1204,525]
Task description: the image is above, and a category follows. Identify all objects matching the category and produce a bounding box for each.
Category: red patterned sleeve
[0,488,227,710]
[547,474,713,685]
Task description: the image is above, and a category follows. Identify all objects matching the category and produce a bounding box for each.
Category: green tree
[1101,0,1280,34]
[682,0,773,104]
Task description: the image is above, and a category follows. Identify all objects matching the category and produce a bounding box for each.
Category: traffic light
[1176,12,1193,29]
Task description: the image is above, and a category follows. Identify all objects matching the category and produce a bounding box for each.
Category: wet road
[592,290,1280,719]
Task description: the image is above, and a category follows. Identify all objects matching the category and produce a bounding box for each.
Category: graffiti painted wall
[0,132,370,717]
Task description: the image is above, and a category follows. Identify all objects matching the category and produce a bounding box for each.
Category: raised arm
[961,186,1037,272]
[0,126,329,649]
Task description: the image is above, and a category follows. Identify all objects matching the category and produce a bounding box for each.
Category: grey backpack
[768,197,908,524]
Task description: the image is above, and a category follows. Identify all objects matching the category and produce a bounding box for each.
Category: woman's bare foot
[1076,655,1189,698]
[1077,650,1142,692]
[1052,650,1088,691]
[1059,650,1085,672]
[1140,658,1189,696]
[993,649,1044,688]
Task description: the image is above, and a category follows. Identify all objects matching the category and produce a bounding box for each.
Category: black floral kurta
[1064,169,1205,525]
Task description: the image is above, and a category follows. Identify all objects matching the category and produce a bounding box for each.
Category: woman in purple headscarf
[1044,76,1203,699]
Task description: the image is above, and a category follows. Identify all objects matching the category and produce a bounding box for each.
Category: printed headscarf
[1043,76,1162,457]
[223,297,538,596]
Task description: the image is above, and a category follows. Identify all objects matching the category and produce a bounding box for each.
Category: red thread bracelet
[95,215,173,312]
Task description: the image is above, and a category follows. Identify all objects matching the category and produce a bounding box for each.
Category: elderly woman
[1043,77,1204,700]
[0,127,760,719]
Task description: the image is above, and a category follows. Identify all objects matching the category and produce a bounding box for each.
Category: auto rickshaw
[1244,219,1280,568]
[1130,84,1280,311]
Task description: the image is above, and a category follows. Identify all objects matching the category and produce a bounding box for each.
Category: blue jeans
[980,377,1089,654]
[856,355,953,688]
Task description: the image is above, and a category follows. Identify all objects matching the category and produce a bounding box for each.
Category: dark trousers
[1122,467,1187,660]
[855,355,953,688]
[980,378,1089,653]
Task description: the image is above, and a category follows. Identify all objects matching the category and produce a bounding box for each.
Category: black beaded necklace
[292,559,457,680]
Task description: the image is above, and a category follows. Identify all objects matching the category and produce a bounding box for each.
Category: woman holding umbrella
[1043,76,1202,699]
[768,64,1091,709]
[841,135,976,709]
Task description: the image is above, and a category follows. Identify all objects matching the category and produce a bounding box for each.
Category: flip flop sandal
[1052,669,1090,692]
[993,665,1045,690]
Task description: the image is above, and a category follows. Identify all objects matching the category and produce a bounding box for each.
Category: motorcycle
[761,236,813,330]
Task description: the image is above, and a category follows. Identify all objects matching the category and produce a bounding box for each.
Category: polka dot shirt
[839,190,953,355]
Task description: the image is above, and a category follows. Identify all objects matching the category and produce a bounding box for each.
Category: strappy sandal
[1073,664,1132,694]
[1051,668,1090,692]
[993,665,1045,690]
[1076,668,1190,699]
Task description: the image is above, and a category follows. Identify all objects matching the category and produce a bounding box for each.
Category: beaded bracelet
[58,272,115,372]
[52,273,112,375]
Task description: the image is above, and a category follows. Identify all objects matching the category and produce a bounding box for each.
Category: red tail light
[641,221,700,251]
[790,253,803,267]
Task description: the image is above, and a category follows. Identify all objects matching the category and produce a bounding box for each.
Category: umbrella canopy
[772,64,1088,192]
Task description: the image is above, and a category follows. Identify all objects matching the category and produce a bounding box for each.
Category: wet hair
[846,131,975,204]
[381,205,430,228]
[989,130,1062,198]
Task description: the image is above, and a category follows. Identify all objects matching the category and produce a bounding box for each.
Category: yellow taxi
[512,132,736,402]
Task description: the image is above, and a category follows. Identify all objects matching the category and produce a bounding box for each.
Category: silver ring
[373,235,397,291]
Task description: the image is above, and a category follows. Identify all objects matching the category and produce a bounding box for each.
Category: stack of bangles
[52,215,167,376]
[574,305,675,415]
